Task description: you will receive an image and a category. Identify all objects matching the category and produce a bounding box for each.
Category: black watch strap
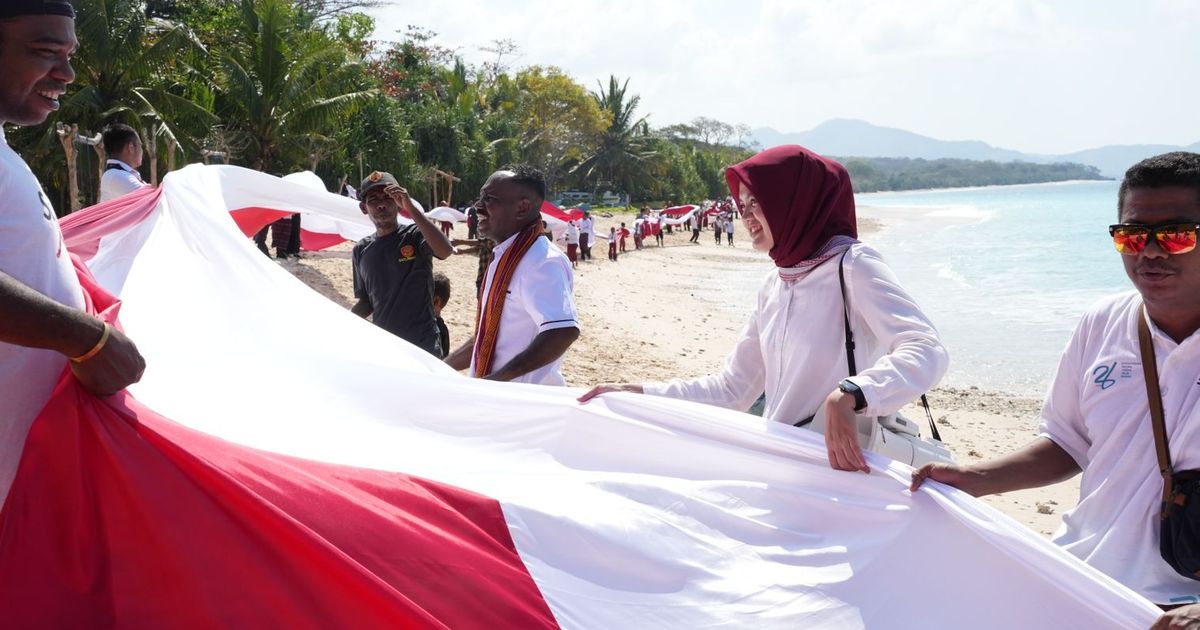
[838,379,867,412]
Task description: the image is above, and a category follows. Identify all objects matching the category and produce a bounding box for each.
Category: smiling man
[351,171,453,357]
[444,166,579,385]
[913,152,1200,627]
[0,0,146,508]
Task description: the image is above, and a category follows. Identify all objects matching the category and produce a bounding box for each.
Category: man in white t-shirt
[913,152,1200,626]
[444,166,579,385]
[98,123,148,203]
[0,2,145,508]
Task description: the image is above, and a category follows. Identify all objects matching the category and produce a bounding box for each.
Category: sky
[368,1,1200,155]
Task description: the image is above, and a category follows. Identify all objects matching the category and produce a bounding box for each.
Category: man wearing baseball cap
[0,0,146,507]
[350,171,454,356]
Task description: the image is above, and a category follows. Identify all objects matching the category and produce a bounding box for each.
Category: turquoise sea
[858,180,1130,396]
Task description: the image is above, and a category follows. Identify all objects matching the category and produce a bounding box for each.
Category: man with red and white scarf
[444,166,579,385]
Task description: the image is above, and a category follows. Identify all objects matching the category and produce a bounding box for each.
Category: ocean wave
[923,204,994,221]
[933,261,971,287]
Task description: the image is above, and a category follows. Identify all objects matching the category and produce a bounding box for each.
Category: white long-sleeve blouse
[643,243,948,424]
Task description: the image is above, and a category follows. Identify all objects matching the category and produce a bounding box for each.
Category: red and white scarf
[471,222,543,378]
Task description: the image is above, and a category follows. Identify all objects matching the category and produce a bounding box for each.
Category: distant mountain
[752,119,1199,178]
[1056,144,1191,180]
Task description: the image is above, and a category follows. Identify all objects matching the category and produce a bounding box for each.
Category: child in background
[432,272,452,359]
[608,226,618,261]
[565,220,580,268]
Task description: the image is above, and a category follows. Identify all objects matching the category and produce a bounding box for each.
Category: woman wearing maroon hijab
[581,145,947,473]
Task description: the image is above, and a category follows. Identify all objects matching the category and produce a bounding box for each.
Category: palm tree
[216,0,375,173]
[573,76,656,201]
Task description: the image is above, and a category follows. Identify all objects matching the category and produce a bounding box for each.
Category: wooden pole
[56,123,80,213]
[66,131,105,205]
[145,125,158,186]
[166,137,178,172]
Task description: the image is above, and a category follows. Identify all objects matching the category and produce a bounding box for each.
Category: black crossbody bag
[1138,308,1200,580]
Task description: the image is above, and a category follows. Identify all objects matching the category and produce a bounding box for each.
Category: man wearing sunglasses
[912,152,1200,626]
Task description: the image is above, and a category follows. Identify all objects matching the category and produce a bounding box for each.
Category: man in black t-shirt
[351,171,454,356]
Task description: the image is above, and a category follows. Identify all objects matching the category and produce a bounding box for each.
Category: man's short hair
[499,164,546,202]
[1119,151,1200,212]
[102,123,140,156]
[432,272,451,303]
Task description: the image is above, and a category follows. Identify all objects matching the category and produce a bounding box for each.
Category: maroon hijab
[725,145,857,269]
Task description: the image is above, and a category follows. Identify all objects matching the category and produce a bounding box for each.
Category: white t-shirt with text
[0,128,86,506]
[1040,292,1200,605]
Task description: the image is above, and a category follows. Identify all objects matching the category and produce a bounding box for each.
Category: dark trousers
[690,228,700,243]
[580,233,591,260]
[254,214,301,257]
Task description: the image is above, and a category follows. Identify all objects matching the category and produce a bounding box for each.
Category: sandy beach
[281,209,1078,537]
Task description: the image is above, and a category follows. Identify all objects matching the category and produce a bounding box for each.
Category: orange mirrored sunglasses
[1109,222,1200,255]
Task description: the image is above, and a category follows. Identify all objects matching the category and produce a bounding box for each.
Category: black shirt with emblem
[352,225,441,356]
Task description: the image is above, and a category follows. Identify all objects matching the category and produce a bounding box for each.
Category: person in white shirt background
[578,211,594,261]
[912,152,1200,629]
[564,219,579,268]
[98,123,149,203]
[580,144,947,473]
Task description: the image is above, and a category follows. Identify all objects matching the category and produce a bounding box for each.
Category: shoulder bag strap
[837,250,856,376]
[837,250,942,442]
[791,252,855,429]
[1137,307,1175,516]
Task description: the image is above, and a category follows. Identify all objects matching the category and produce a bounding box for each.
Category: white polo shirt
[470,231,578,386]
[0,128,86,506]
[99,159,147,203]
[1039,291,1200,605]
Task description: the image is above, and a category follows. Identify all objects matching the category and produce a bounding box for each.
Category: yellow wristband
[70,322,111,364]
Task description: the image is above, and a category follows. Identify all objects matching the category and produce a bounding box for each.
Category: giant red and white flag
[0,165,1162,628]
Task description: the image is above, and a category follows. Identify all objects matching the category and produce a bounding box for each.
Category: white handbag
[806,406,954,468]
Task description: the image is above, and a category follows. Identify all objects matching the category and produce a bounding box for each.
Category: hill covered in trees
[838,157,1108,193]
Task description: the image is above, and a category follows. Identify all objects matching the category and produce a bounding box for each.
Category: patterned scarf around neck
[471,221,543,378]
[777,234,860,282]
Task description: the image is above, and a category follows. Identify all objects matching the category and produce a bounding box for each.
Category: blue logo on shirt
[1092,362,1117,390]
